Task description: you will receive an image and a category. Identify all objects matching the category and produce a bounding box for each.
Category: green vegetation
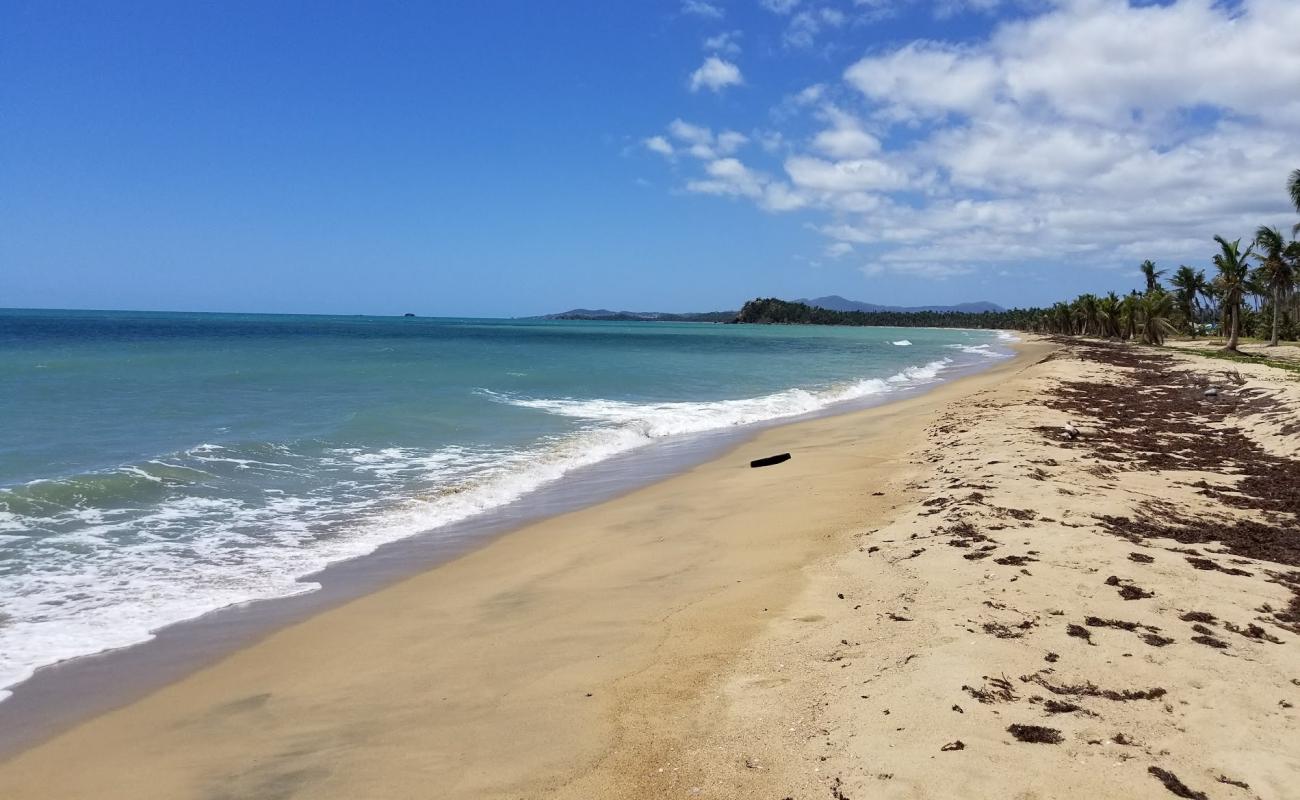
[737,169,1300,353]
[1174,346,1300,378]
[733,298,1035,329]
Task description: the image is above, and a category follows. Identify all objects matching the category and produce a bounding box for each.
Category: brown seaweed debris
[1142,633,1175,647]
[1179,611,1216,623]
[1067,624,1094,643]
[993,554,1037,566]
[1100,514,1300,569]
[1119,583,1155,601]
[1186,556,1252,576]
[1041,342,1300,568]
[1129,552,1155,563]
[983,621,1032,638]
[1007,724,1063,744]
[1042,699,1090,715]
[1218,775,1250,790]
[1191,634,1229,649]
[940,740,965,752]
[1025,674,1166,701]
[963,675,1017,704]
[1148,766,1208,800]
[1224,621,1283,643]
[1085,616,1140,631]
[944,520,996,549]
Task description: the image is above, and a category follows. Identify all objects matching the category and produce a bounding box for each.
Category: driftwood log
[750,453,791,468]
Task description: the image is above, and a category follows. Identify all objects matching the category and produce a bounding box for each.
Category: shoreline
[0,336,1020,763]
[0,340,1048,798]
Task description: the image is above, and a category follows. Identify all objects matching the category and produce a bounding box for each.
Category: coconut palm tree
[1213,235,1255,351]
[1139,260,1166,294]
[1073,293,1101,336]
[1097,292,1121,338]
[1050,302,1072,335]
[1119,291,1141,341]
[1136,290,1177,345]
[1289,168,1300,235]
[1254,226,1295,346]
[1169,265,1207,336]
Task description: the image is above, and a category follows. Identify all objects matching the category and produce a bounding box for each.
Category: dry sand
[2,336,1298,800]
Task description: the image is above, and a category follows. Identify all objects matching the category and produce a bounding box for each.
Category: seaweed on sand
[1007,724,1063,744]
[1147,766,1208,800]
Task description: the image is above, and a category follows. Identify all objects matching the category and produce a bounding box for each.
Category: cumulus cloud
[845,42,1000,117]
[760,0,801,13]
[681,0,724,19]
[784,7,847,48]
[648,0,1300,284]
[785,155,909,193]
[660,119,750,161]
[825,241,854,259]
[811,107,882,158]
[643,135,675,158]
[703,29,743,54]
[688,56,744,92]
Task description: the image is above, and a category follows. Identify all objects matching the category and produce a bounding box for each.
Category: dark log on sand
[750,453,791,468]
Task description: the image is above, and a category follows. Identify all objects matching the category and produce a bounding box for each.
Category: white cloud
[862,260,977,279]
[649,0,1300,284]
[811,106,881,158]
[845,42,1000,117]
[662,119,749,160]
[825,241,854,259]
[704,30,743,54]
[785,155,909,192]
[688,56,744,93]
[783,6,848,48]
[793,84,826,105]
[681,0,724,19]
[643,135,675,158]
[761,0,801,13]
[685,157,809,212]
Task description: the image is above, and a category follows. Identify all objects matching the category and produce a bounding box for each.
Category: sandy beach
[2,336,1298,799]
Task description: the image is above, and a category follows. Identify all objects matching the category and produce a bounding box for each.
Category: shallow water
[0,309,1012,699]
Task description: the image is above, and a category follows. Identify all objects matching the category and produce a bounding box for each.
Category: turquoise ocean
[0,309,1014,699]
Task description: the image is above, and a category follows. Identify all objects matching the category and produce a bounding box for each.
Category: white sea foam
[946,343,1004,359]
[892,340,912,346]
[0,355,970,702]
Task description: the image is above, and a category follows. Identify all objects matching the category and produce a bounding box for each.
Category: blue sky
[3,0,1297,316]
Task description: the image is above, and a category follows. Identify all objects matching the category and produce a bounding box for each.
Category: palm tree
[1097,292,1121,338]
[1289,168,1300,235]
[1050,302,1072,335]
[1119,292,1141,341]
[1073,293,1100,336]
[1169,265,1207,336]
[1136,290,1177,345]
[1213,235,1255,351]
[1139,260,1166,294]
[1254,226,1295,346]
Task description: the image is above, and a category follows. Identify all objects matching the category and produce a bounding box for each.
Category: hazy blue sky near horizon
[3,0,1298,317]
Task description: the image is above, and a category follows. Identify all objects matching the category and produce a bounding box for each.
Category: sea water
[0,309,1013,699]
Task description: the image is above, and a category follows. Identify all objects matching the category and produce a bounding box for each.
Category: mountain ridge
[797,295,1004,314]
[534,295,1003,322]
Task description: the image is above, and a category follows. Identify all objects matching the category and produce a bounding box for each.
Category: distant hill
[736,297,1017,329]
[534,296,1003,324]
[535,309,736,323]
[798,295,1004,314]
